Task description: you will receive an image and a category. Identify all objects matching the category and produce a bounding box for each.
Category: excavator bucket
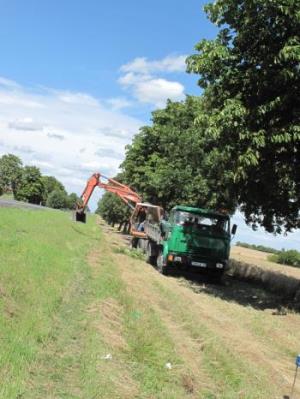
[75,211,86,223]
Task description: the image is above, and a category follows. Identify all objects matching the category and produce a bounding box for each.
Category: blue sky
[0,0,299,249]
[0,0,212,118]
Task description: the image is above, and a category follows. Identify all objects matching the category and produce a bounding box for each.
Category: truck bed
[144,221,163,244]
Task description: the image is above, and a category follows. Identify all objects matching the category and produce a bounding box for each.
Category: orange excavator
[75,172,163,240]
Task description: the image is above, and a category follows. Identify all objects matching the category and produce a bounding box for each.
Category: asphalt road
[0,198,49,210]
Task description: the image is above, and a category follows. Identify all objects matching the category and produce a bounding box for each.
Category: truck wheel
[146,241,157,266]
[213,271,224,284]
[157,250,168,275]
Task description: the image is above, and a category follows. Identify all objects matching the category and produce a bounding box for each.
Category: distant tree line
[235,242,280,254]
[0,153,79,209]
[97,0,300,234]
[236,241,300,268]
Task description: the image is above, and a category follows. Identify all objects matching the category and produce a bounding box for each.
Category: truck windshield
[174,211,229,234]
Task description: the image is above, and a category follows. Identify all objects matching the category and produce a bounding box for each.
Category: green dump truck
[136,205,237,278]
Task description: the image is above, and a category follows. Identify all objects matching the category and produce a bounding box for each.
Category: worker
[137,207,146,231]
[213,219,224,233]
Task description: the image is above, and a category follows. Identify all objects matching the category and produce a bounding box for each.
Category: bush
[277,250,300,267]
[46,190,68,209]
[268,250,300,268]
[67,193,80,210]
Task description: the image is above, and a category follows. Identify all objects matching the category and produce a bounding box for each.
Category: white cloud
[134,78,184,107]
[119,54,186,107]
[57,91,100,106]
[0,77,142,208]
[121,54,187,74]
[0,77,21,89]
[119,73,185,107]
[107,97,132,111]
[8,117,43,131]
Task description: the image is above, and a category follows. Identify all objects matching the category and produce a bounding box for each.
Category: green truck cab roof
[172,205,230,220]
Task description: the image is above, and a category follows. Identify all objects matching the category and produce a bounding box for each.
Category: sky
[0,0,299,250]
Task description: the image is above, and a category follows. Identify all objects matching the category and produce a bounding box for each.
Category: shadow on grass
[170,270,295,313]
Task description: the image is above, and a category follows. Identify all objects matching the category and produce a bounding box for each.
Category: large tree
[96,192,131,226]
[14,166,45,204]
[122,97,235,211]
[186,0,300,232]
[0,154,23,195]
[46,189,68,209]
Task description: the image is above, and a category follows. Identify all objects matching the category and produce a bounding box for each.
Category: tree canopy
[121,96,236,211]
[14,166,45,204]
[96,192,131,225]
[46,189,68,209]
[115,0,300,232]
[0,154,23,195]
[186,0,300,232]
[0,153,75,209]
[42,176,66,203]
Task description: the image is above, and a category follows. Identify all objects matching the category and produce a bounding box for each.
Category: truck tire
[213,271,224,284]
[157,249,168,275]
[146,241,157,266]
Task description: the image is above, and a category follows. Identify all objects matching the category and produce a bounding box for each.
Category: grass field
[1,208,300,398]
[231,245,300,279]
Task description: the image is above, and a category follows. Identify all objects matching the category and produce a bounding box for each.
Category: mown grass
[89,242,188,399]
[112,245,146,260]
[151,280,276,399]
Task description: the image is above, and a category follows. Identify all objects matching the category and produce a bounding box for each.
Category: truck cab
[153,206,236,277]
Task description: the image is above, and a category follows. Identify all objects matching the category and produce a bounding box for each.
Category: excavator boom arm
[76,173,141,222]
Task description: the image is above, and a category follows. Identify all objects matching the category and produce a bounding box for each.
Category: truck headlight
[216,263,223,269]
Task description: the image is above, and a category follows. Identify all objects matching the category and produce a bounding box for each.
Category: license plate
[192,261,207,267]
[174,256,181,262]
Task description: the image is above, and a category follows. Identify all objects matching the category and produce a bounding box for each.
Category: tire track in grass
[91,231,191,399]
[104,234,277,398]
[104,220,300,398]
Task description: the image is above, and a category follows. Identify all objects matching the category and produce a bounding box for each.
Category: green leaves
[96,192,131,225]
[0,154,23,194]
[0,153,71,208]
[114,0,300,233]
[14,166,45,204]
[186,0,300,232]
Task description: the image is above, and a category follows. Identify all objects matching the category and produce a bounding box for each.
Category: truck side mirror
[231,224,237,235]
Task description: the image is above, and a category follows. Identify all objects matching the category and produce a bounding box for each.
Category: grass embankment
[0,208,101,397]
[1,210,300,398]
